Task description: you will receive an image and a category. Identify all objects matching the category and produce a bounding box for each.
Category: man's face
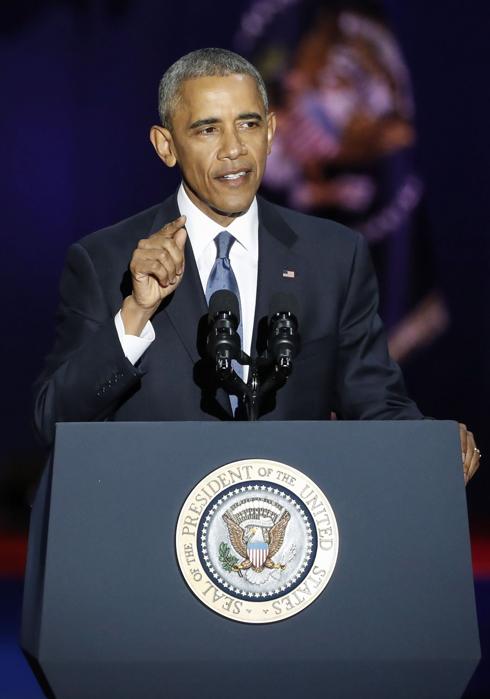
[154,74,275,226]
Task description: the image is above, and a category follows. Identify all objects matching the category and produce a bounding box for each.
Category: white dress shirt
[115,183,259,380]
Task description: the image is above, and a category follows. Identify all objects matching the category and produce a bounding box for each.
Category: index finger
[459,423,468,462]
[156,215,187,239]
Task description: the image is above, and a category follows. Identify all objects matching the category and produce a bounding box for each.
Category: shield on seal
[247,540,269,569]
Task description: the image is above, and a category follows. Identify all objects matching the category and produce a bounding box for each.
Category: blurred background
[1,0,489,696]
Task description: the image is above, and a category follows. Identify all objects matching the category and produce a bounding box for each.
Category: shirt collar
[177,182,258,262]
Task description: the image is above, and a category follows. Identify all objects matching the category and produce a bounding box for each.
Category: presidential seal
[176,459,339,623]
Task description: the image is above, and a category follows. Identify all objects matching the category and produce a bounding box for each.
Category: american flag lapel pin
[282,269,296,279]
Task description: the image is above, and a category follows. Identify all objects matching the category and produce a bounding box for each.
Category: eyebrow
[237,112,263,121]
[188,112,263,130]
[189,117,219,130]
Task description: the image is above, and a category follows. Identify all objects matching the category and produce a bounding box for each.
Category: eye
[198,126,218,135]
[240,120,259,129]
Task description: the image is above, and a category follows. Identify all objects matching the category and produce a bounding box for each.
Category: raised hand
[121,215,187,335]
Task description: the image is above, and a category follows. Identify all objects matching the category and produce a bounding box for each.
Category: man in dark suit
[34,48,480,482]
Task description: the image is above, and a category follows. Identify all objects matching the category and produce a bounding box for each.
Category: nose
[217,127,247,160]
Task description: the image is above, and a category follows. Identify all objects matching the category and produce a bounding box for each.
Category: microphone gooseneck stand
[207,291,299,421]
[216,352,291,421]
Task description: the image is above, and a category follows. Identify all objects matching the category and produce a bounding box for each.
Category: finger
[466,448,480,484]
[137,241,182,273]
[464,432,480,484]
[174,226,187,251]
[138,222,187,260]
[463,431,476,483]
[137,232,182,251]
[459,423,468,464]
[159,234,186,273]
[464,430,475,463]
[133,243,182,280]
[155,215,187,239]
[463,429,474,482]
[136,260,171,287]
[136,216,186,249]
[173,228,187,274]
[131,252,176,287]
[141,230,186,273]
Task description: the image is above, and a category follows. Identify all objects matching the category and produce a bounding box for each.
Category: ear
[266,111,276,155]
[149,125,177,167]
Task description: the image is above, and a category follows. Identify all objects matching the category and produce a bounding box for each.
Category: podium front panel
[22,421,480,698]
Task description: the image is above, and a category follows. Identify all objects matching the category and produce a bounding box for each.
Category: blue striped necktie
[205,231,240,305]
[205,231,243,394]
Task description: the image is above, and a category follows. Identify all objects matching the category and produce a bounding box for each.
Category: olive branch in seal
[219,542,239,573]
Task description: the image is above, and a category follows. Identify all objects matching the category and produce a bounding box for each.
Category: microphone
[207,290,241,373]
[268,293,300,373]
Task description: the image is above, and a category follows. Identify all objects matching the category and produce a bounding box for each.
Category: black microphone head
[269,292,299,321]
[208,289,240,323]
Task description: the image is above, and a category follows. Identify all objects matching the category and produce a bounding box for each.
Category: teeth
[223,171,246,180]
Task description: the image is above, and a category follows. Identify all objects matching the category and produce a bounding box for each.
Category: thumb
[174,226,187,250]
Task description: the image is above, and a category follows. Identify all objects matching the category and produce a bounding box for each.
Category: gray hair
[158,48,269,129]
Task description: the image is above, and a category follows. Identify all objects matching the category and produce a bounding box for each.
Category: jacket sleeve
[33,242,142,446]
[334,233,423,419]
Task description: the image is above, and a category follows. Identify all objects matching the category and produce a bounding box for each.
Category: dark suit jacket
[34,193,422,445]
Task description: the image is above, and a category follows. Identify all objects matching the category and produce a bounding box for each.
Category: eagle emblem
[222,505,291,576]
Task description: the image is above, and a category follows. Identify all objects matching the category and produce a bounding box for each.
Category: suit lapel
[252,198,302,355]
[148,193,232,417]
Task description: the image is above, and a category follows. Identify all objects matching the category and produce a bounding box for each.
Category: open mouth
[216,169,251,183]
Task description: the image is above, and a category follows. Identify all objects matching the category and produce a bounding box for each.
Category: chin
[217,203,250,218]
[215,193,255,214]
[208,203,245,219]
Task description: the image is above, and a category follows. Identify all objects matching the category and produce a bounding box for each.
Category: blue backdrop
[0,2,489,693]
[1,0,488,520]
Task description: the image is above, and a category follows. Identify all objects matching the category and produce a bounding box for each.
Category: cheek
[253,135,271,163]
[256,147,270,172]
[185,151,214,184]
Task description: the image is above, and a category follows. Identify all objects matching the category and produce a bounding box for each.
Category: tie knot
[215,230,235,259]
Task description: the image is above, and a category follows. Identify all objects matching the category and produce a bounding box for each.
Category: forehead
[174,74,265,123]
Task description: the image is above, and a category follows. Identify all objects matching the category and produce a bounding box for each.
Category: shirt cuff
[114,310,155,365]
